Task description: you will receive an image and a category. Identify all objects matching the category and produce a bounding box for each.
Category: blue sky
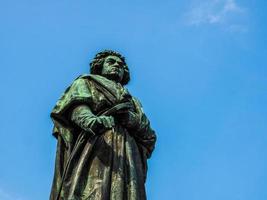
[0,0,267,199]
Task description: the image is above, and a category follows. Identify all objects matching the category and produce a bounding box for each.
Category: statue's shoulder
[74,74,92,81]
[70,74,98,86]
[68,74,110,94]
[61,74,94,95]
[74,74,103,82]
[75,74,116,88]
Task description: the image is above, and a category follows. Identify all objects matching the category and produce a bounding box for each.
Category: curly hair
[89,50,130,85]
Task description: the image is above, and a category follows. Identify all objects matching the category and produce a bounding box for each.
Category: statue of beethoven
[49,50,156,200]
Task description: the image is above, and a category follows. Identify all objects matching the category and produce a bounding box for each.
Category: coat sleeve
[51,77,93,128]
[70,104,114,136]
[50,76,95,143]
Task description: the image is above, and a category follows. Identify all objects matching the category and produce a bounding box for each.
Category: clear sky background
[0,0,267,199]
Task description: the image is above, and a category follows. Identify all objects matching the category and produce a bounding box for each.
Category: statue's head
[90,50,130,85]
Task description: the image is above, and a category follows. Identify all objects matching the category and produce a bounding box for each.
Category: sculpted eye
[118,62,124,66]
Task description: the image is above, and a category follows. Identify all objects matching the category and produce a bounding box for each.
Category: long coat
[49,74,156,200]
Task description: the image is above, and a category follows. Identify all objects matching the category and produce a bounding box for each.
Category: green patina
[50,50,156,200]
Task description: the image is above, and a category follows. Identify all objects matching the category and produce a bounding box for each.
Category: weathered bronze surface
[50,50,156,200]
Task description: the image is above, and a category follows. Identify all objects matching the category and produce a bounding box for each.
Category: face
[101,55,125,83]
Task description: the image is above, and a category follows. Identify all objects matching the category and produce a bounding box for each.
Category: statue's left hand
[115,110,140,129]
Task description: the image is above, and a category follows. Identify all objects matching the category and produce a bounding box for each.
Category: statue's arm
[70,104,114,136]
[131,98,157,158]
[134,113,156,158]
[129,98,156,182]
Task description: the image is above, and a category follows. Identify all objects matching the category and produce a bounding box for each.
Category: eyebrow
[106,58,123,64]
[106,58,115,62]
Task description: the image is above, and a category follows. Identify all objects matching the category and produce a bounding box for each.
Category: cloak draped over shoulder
[50,74,156,200]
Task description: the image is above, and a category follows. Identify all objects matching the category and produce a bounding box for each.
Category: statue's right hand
[71,105,115,135]
[94,116,115,134]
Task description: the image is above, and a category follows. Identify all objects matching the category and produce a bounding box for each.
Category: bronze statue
[49,50,156,200]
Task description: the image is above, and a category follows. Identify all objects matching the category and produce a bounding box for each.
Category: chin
[105,74,121,82]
